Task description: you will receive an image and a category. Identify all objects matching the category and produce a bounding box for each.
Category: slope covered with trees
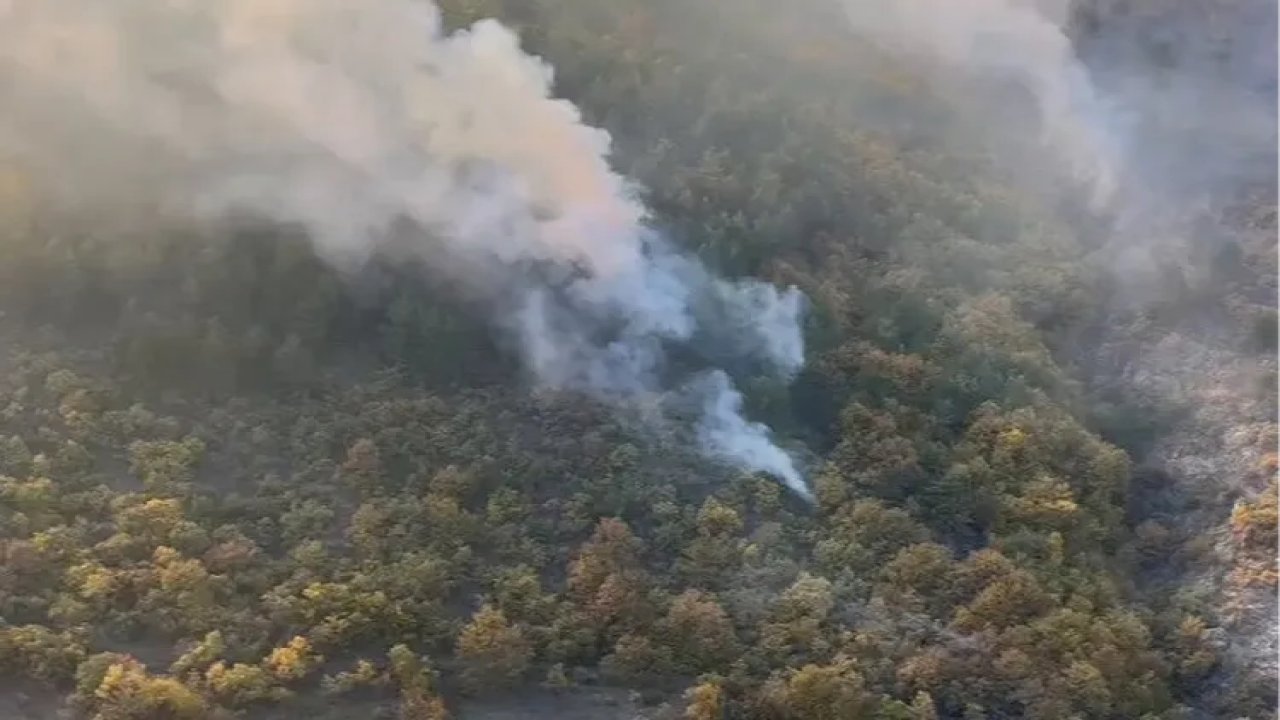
[0,1,1273,719]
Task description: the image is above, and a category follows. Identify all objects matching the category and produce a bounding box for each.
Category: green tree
[759,573,835,662]
[91,658,208,720]
[762,656,872,720]
[456,604,531,693]
[685,680,725,720]
[387,644,449,720]
[659,590,740,672]
[0,625,87,684]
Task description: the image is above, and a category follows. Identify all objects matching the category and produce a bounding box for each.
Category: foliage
[0,0,1271,718]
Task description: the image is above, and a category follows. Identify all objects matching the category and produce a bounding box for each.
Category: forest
[0,0,1275,719]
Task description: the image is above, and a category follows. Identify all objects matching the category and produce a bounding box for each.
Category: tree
[169,631,225,677]
[601,632,672,683]
[815,500,929,577]
[128,437,205,494]
[115,498,188,547]
[1231,481,1278,555]
[542,662,572,691]
[659,590,740,672]
[680,499,745,587]
[456,604,531,693]
[400,691,451,720]
[567,518,653,632]
[951,569,1052,632]
[910,691,939,720]
[264,636,322,682]
[0,1,1266,717]
[684,680,725,720]
[205,660,286,707]
[341,438,383,493]
[999,476,1080,534]
[91,658,208,720]
[0,624,87,684]
[1171,615,1219,684]
[759,573,835,661]
[322,659,385,696]
[761,657,872,720]
[387,645,449,720]
[145,546,221,632]
[881,543,955,598]
[491,565,556,625]
[568,518,645,596]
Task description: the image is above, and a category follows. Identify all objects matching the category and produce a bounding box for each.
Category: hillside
[0,1,1274,719]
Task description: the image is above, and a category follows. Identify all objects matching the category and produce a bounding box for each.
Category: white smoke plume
[694,371,814,502]
[0,0,812,498]
[841,0,1122,205]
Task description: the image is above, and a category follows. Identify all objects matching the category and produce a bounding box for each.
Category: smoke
[694,371,813,502]
[1071,0,1277,203]
[841,0,1123,206]
[839,0,1276,249]
[0,0,812,499]
[839,0,1276,351]
[840,0,1277,698]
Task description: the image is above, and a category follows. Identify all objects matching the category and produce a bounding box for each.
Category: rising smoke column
[841,0,1275,218]
[0,0,813,500]
[841,0,1122,205]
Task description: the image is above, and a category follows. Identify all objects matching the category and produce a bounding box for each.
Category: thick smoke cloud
[0,0,812,499]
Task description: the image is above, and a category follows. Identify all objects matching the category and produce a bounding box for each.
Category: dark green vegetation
[0,1,1275,719]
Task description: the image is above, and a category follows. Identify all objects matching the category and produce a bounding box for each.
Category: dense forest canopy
[0,1,1274,719]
